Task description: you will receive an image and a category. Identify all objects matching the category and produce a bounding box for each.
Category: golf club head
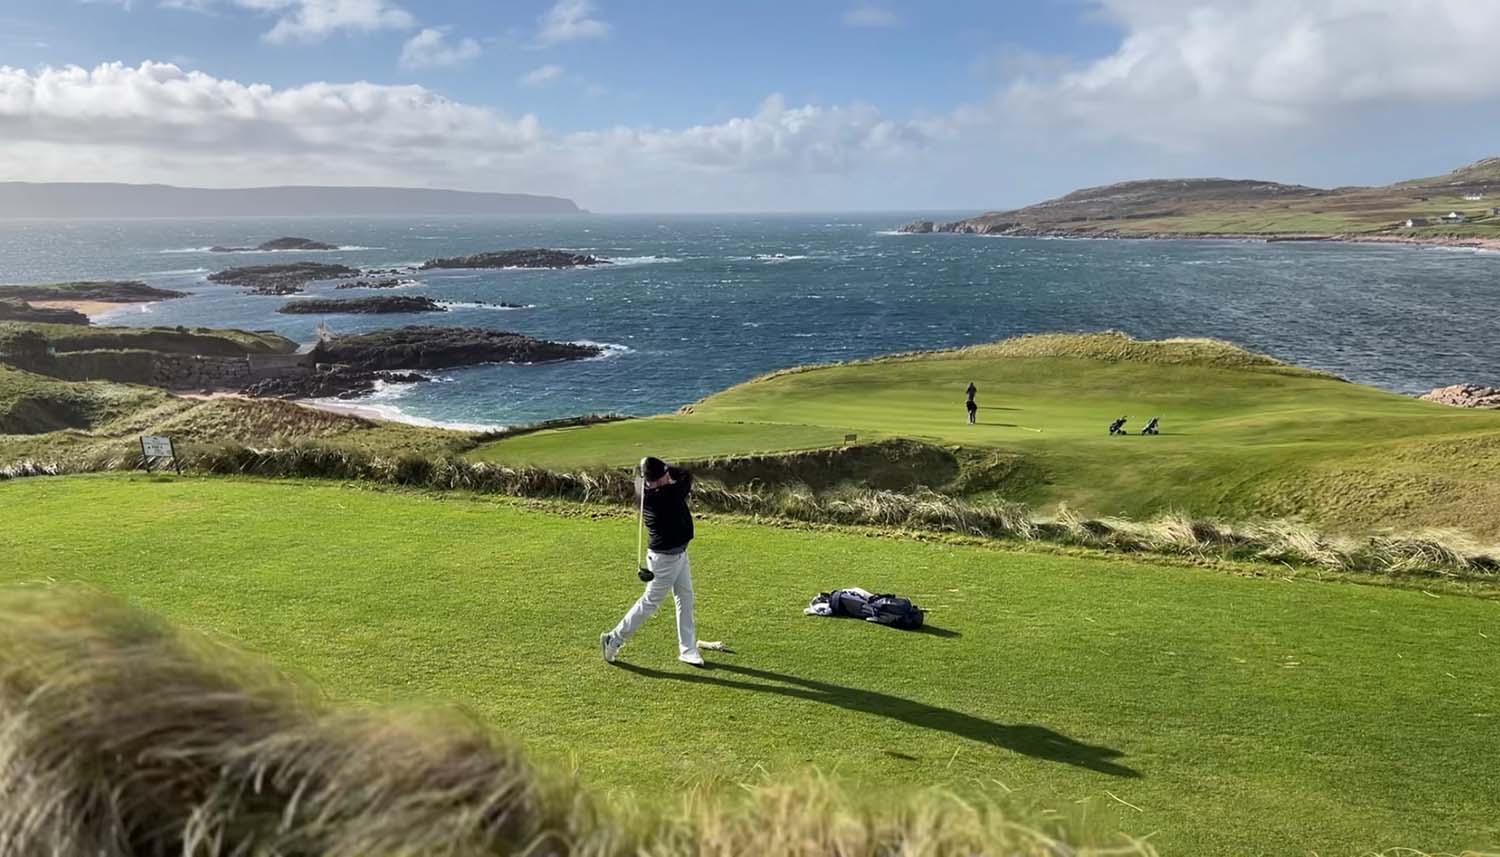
[638,567,655,582]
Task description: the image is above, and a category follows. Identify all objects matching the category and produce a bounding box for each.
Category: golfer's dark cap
[641,456,668,481]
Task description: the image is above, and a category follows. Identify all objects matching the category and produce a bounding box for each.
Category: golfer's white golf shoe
[678,651,705,667]
[600,632,622,663]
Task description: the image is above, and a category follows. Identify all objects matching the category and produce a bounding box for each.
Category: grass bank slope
[472,333,1500,538]
[2,475,1497,855]
[0,364,472,462]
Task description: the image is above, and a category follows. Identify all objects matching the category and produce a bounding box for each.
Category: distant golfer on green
[600,456,703,666]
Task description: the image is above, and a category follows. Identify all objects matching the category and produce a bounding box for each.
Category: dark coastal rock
[277,296,447,315]
[335,277,415,290]
[207,263,360,296]
[0,281,188,303]
[0,299,90,325]
[1420,384,1500,409]
[240,369,428,400]
[419,249,609,270]
[898,220,935,234]
[312,325,601,370]
[209,237,339,252]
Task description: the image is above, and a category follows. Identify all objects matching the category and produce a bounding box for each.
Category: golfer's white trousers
[611,549,699,657]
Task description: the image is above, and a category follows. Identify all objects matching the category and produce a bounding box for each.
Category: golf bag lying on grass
[804,587,925,630]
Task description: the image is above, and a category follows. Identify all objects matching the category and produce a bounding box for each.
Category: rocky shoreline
[0,299,91,325]
[241,369,430,400]
[1421,384,1500,409]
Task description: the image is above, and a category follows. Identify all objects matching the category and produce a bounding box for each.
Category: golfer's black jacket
[642,466,694,553]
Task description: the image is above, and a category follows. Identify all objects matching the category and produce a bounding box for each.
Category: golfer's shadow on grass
[616,662,1138,778]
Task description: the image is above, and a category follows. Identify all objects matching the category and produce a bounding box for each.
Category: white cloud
[842,6,897,28]
[166,0,415,43]
[400,28,481,69]
[0,62,927,210]
[12,2,1500,211]
[520,64,565,86]
[996,0,1500,152]
[535,0,608,47]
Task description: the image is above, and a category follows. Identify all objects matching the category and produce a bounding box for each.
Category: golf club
[635,472,654,582]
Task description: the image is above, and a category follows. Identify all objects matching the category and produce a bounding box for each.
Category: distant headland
[0,182,584,219]
[900,156,1500,250]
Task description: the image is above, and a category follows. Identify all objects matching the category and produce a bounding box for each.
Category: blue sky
[3,1,1500,211]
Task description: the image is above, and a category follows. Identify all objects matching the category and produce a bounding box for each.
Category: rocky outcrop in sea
[209,237,339,252]
[0,281,187,303]
[277,296,446,315]
[1420,384,1500,409]
[419,249,609,270]
[335,277,415,290]
[207,263,360,296]
[240,369,429,400]
[311,326,602,370]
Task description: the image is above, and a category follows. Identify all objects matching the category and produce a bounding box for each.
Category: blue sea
[2,214,1497,428]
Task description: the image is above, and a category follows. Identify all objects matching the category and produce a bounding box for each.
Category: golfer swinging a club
[600,456,704,666]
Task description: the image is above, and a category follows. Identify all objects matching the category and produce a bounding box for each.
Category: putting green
[3,474,1497,855]
[469,335,1500,536]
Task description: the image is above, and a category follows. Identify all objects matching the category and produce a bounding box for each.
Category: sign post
[140,435,181,475]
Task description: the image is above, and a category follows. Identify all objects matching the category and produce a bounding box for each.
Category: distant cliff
[0,183,584,219]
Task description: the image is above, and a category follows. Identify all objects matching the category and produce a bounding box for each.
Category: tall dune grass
[4,442,1498,583]
[0,587,1146,857]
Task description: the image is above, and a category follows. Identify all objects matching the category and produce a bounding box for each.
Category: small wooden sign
[844,433,858,444]
[140,435,181,474]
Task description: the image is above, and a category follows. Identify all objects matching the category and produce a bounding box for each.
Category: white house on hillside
[1404,217,1429,227]
[1442,211,1467,223]
[1464,192,1485,201]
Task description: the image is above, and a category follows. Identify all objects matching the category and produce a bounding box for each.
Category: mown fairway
[471,336,1500,537]
[3,474,1497,855]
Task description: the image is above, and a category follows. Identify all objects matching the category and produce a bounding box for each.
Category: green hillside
[918,157,1500,240]
[2,475,1495,855]
[471,333,1500,538]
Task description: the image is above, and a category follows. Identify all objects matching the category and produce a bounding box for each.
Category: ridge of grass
[475,332,1500,538]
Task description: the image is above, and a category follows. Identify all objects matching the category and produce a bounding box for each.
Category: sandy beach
[28,299,135,319]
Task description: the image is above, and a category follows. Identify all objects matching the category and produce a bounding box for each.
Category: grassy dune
[471,334,1500,538]
[2,474,1498,855]
[0,364,473,461]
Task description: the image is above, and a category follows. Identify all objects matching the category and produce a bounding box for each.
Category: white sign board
[141,436,175,459]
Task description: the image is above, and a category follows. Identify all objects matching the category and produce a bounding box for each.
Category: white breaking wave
[159,245,380,254]
[605,255,682,266]
[436,301,534,310]
[305,379,505,433]
[727,253,813,262]
[145,267,210,275]
[573,340,633,359]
